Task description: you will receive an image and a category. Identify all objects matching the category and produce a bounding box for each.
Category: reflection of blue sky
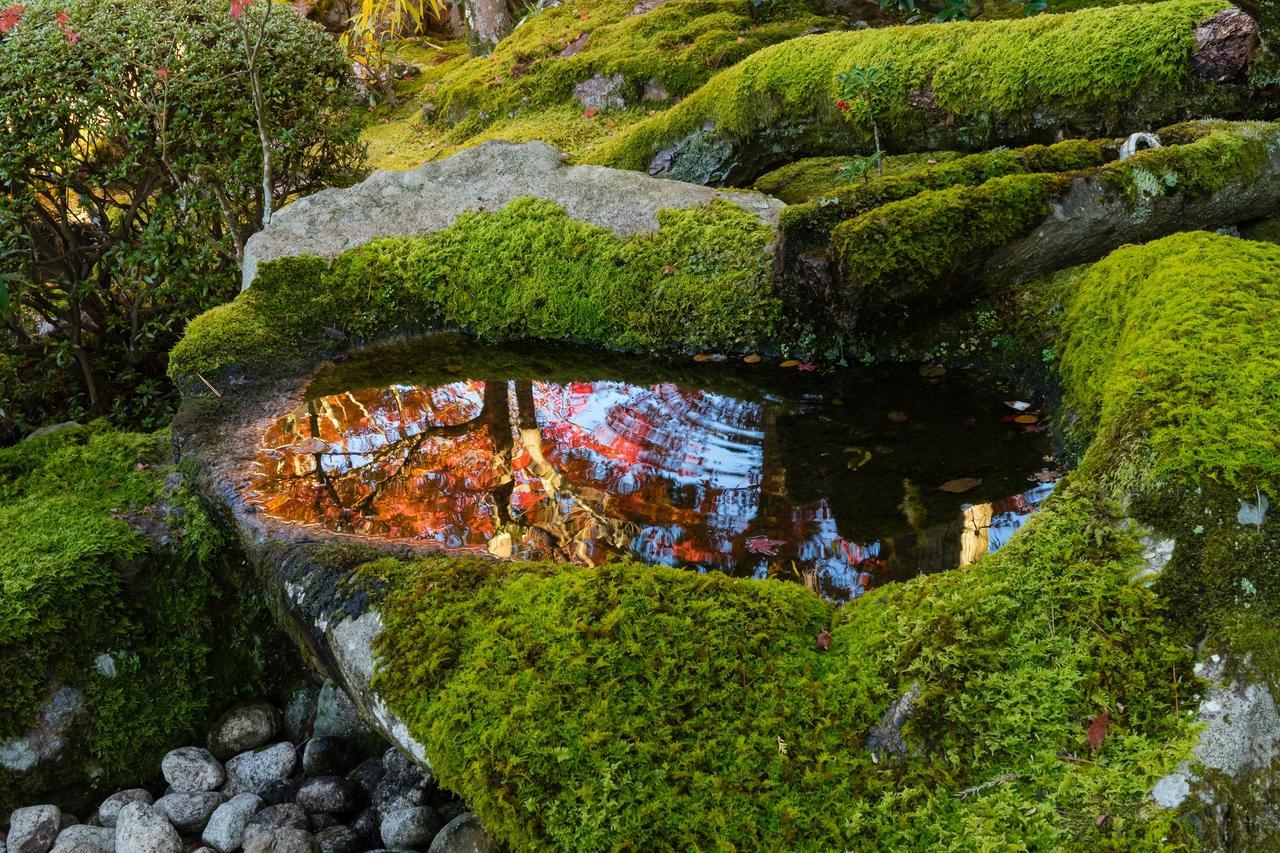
[971,480,1058,554]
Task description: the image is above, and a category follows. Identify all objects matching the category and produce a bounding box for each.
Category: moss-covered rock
[811,121,1280,330]
[0,423,295,812]
[171,177,783,387]
[592,0,1256,183]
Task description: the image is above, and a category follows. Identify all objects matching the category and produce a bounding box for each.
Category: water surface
[246,338,1059,600]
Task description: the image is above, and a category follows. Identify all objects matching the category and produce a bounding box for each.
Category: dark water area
[245,337,1061,601]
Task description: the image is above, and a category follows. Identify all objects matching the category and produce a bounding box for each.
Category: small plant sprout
[836,63,893,179]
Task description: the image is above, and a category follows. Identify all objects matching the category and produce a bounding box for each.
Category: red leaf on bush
[816,628,831,650]
[582,108,599,118]
[230,0,252,19]
[1086,710,1111,753]
[155,67,171,80]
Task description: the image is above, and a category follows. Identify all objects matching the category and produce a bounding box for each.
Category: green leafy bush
[0,0,366,442]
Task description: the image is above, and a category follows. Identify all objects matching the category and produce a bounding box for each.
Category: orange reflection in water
[247,378,1053,600]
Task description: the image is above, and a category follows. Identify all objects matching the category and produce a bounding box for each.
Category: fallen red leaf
[583,108,599,118]
[816,627,831,650]
[745,535,785,556]
[1086,710,1111,753]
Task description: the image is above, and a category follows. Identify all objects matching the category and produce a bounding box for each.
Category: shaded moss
[829,172,1069,324]
[169,198,780,385]
[593,0,1235,175]
[0,423,294,811]
[782,137,1106,253]
[813,122,1280,331]
[752,151,965,204]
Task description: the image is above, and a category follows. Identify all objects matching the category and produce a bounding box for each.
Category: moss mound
[346,231,1279,849]
[0,424,291,811]
[362,488,1196,849]
[593,0,1234,176]
[169,198,779,384]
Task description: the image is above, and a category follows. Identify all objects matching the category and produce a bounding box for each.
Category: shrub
[0,0,366,441]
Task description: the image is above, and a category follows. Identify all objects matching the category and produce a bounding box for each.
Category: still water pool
[247,337,1060,600]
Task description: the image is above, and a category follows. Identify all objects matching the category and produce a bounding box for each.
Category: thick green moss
[0,423,292,811]
[360,0,843,168]
[364,485,1196,850]
[1056,232,1280,493]
[593,0,1234,173]
[781,137,1107,248]
[829,172,1069,323]
[169,198,780,384]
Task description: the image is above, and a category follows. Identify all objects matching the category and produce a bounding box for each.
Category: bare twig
[955,772,1021,801]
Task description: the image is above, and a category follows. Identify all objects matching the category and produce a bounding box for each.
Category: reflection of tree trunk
[483,379,515,527]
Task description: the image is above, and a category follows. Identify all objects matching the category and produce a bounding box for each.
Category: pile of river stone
[0,685,495,853]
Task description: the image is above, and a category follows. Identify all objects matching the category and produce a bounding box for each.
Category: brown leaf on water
[692,354,712,363]
[1032,469,1060,483]
[1086,710,1111,753]
[743,354,763,364]
[938,477,982,493]
[1014,414,1039,425]
[780,359,802,368]
[887,410,909,423]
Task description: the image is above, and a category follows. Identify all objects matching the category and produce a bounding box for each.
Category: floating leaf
[780,359,802,368]
[938,477,982,493]
[1014,414,1039,424]
[692,354,712,363]
[797,362,816,372]
[846,447,872,471]
[919,363,946,378]
[743,354,763,364]
[887,410,909,423]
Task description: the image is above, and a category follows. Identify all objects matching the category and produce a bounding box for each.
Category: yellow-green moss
[593,0,1233,172]
[360,0,843,168]
[169,198,780,384]
[1057,232,1280,494]
[0,423,291,811]
[363,483,1197,850]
